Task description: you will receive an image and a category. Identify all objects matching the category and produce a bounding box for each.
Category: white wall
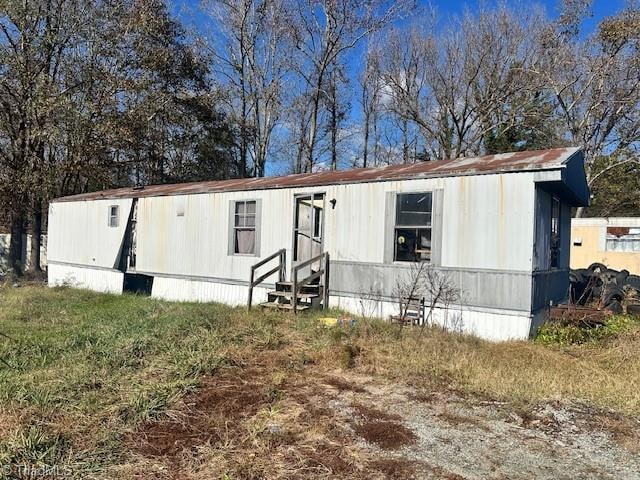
[130,172,537,282]
[441,173,536,271]
[48,263,123,293]
[330,294,534,341]
[47,199,133,269]
[152,276,270,306]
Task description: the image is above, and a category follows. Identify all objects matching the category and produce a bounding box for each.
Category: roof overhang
[533,150,590,207]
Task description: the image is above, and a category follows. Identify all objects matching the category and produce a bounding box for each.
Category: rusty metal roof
[53,147,581,202]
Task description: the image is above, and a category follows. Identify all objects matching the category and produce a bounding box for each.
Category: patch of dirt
[585,411,640,455]
[124,361,640,480]
[353,421,418,450]
[322,375,367,393]
[436,410,489,431]
[352,403,402,422]
[427,464,468,480]
[125,360,418,479]
[130,366,272,457]
[367,458,418,479]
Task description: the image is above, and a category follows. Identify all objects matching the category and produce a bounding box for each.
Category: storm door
[293,193,325,266]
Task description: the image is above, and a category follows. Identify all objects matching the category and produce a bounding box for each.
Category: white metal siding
[48,263,124,293]
[131,172,536,280]
[441,173,536,271]
[151,276,270,306]
[48,199,133,268]
[330,294,534,341]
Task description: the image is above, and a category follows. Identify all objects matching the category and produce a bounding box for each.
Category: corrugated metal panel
[441,173,535,271]
[52,147,580,203]
[330,294,534,341]
[151,276,270,306]
[48,263,124,293]
[99,172,539,282]
[47,199,133,268]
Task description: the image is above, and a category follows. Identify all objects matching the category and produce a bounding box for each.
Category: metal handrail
[292,251,330,314]
[248,249,286,309]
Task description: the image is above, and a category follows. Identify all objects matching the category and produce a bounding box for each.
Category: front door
[293,193,325,266]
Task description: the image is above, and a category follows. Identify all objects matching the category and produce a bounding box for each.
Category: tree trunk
[8,214,24,275]
[402,118,409,164]
[363,111,370,168]
[330,85,338,170]
[29,203,42,273]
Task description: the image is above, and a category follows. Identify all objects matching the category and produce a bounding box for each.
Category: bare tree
[287,0,412,173]
[0,0,236,275]
[537,1,640,217]
[359,45,384,167]
[393,262,461,330]
[379,5,546,161]
[205,0,293,177]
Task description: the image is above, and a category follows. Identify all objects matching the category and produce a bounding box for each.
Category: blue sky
[173,0,628,81]
[423,0,624,24]
[173,0,628,35]
[171,0,629,172]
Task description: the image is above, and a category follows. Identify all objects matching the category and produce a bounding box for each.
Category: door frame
[291,192,326,268]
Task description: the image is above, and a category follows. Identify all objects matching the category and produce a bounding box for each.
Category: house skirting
[48,264,540,341]
[329,294,537,341]
[48,262,124,294]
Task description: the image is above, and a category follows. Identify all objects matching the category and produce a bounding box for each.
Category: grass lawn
[0,285,639,478]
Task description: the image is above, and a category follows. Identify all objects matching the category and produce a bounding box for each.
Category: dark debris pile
[570,263,640,314]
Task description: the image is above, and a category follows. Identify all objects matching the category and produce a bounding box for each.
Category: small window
[550,196,560,268]
[233,200,257,255]
[108,205,119,228]
[606,227,640,252]
[394,193,432,262]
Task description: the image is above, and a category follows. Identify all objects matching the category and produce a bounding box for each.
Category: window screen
[394,193,432,262]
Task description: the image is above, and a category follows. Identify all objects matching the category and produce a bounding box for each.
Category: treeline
[1,0,639,273]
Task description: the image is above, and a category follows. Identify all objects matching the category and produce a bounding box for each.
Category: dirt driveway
[122,357,640,479]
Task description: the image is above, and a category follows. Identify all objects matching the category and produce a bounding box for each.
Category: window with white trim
[233,200,257,254]
[394,193,432,262]
[108,205,119,228]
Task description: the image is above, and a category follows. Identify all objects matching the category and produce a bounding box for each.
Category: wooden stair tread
[260,302,310,311]
[269,291,318,299]
[276,281,320,287]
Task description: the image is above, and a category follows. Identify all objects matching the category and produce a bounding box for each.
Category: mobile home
[571,217,640,274]
[47,147,589,341]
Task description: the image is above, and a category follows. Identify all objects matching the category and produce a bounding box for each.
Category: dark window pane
[109,205,118,227]
[313,206,322,238]
[550,197,561,268]
[396,193,432,226]
[394,228,417,262]
[235,201,245,216]
[394,228,432,262]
